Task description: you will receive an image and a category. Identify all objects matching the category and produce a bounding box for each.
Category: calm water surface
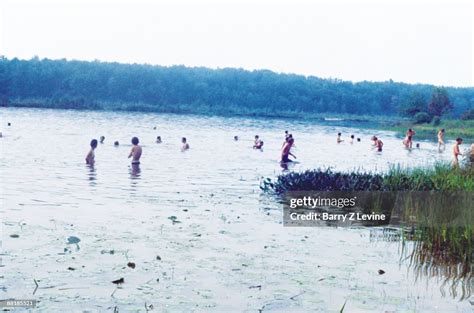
[0,108,469,312]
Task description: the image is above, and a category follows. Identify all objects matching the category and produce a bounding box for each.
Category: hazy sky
[1,0,473,87]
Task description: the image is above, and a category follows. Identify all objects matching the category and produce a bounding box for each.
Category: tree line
[0,57,473,120]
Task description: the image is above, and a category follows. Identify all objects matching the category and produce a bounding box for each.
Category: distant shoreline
[0,100,393,122]
[2,103,473,140]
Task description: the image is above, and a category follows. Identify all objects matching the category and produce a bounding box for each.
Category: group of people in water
[85,135,190,166]
[251,130,296,163]
[400,127,467,167]
[84,126,473,169]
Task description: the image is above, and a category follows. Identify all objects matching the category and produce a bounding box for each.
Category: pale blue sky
[1,0,473,87]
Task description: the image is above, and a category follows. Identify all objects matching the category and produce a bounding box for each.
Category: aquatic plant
[385,163,474,191]
[261,163,474,194]
[260,168,385,194]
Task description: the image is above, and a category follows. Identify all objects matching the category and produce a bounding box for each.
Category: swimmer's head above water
[131,137,139,145]
[182,137,187,143]
[114,141,119,146]
[234,136,238,141]
[90,139,98,149]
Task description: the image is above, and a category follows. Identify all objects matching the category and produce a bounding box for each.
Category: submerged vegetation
[261,170,385,193]
[262,163,473,299]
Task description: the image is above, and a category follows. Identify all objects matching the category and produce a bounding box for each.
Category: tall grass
[385,163,474,191]
[261,163,473,193]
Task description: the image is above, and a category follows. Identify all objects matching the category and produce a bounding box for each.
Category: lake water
[0,108,470,312]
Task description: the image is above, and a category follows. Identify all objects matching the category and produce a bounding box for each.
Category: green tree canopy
[428,87,453,117]
[399,92,427,117]
[0,57,472,117]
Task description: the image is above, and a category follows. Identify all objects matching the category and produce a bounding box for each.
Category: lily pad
[67,236,81,244]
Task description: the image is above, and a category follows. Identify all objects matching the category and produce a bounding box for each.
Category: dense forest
[0,57,473,118]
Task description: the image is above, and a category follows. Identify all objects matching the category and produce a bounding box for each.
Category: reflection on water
[0,108,470,312]
[367,190,473,299]
[406,229,472,301]
[279,161,296,171]
[371,225,472,301]
[128,163,141,192]
[86,164,96,185]
[396,191,473,301]
[129,163,141,179]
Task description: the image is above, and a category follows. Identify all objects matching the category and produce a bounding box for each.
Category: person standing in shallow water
[281,137,296,163]
[85,139,98,165]
[452,137,462,167]
[403,136,412,149]
[373,136,383,152]
[181,137,190,151]
[253,135,263,150]
[405,129,415,149]
[128,137,142,164]
[438,129,445,151]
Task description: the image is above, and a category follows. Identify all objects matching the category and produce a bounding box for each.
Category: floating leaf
[112,278,124,285]
[67,236,81,244]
